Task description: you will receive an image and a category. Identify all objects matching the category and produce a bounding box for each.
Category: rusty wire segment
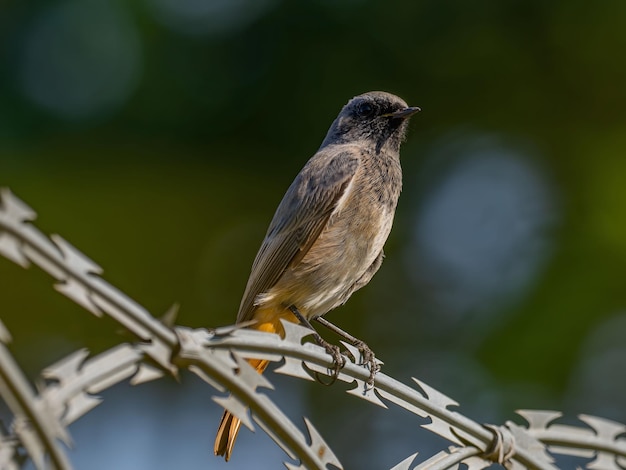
[1,187,625,470]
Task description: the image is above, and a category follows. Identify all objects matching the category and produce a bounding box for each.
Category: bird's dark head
[320,91,420,154]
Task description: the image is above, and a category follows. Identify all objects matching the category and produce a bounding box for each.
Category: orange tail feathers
[214,357,269,461]
[213,305,298,461]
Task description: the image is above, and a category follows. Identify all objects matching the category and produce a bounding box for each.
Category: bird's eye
[356,102,375,118]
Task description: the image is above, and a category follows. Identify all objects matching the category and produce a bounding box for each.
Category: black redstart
[214,91,419,461]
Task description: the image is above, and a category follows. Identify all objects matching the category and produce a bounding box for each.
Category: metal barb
[3,187,626,470]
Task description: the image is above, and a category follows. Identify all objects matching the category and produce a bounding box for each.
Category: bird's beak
[387,106,421,119]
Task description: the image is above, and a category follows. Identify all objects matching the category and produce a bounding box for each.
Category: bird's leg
[315,316,380,389]
[288,305,346,385]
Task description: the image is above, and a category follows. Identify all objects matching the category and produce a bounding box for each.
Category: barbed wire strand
[2,187,626,470]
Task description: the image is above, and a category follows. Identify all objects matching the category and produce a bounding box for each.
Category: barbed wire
[1,187,625,470]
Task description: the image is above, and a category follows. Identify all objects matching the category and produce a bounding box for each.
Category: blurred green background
[2,0,626,468]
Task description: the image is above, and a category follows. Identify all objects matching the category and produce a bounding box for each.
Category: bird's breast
[279,157,401,316]
[257,150,402,319]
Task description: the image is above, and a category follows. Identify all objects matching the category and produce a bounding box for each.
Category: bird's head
[321,91,420,153]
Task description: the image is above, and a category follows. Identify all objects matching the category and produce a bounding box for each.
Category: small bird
[214,91,419,461]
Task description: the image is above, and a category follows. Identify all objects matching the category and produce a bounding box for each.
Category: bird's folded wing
[237,147,361,323]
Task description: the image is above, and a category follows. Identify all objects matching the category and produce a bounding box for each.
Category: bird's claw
[314,342,346,386]
[353,340,380,390]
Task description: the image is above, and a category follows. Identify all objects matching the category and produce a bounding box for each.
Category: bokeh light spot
[409,137,558,318]
[18,0,141,120]
[145,0,277,36]
[567,313,626,422]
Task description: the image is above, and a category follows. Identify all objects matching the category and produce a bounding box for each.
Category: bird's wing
[237,148,360,323]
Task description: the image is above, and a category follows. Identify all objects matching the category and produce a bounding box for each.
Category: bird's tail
[213,305,298,461]
[214,357,269,461]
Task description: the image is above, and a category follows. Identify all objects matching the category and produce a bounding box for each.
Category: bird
[214,91,419,461]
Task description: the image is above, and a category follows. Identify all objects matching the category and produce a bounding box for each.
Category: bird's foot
[353,340,380,390]
[288,305,347,386]
[314,337,346,386]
